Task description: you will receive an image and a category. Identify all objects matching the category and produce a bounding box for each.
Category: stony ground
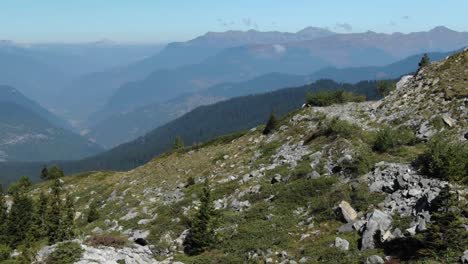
[30,50,468,264]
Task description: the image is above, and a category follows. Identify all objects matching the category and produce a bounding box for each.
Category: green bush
[377,80,396,97]
[0,244,11,261]
[309,118,360,142]
[339,147,376,177]
[373,126,418,153]
[306,90,366,107]
[415,135,468,183]
[46,242,83,264]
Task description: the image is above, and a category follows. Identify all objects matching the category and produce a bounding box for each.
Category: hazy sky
[1,0,467,43]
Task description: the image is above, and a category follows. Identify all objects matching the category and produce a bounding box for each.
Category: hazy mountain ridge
[0,101,102,162]
[89,27,468,126]
[87,49,457,148]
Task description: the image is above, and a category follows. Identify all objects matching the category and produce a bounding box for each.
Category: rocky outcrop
[365,162,445,216]
[361,209,392,250]
[35,241,178,264]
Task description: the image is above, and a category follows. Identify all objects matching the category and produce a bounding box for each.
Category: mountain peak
[297,26,334,35]
[429,26,456,33]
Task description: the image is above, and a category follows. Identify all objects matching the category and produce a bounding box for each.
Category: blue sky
[1,0,467,43]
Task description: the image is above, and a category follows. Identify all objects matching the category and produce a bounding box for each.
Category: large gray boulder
[335,200,358,223]
[361,209,392,250]
[334,237,350,251]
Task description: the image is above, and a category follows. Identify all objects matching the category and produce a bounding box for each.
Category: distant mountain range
[0,86,102,162]
[54,27,336,121]
[83,26,468,126]
[87,49,458,148]
[0,79,379,184]
[0,41,164,108]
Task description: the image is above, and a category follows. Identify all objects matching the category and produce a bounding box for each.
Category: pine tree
[62,194,75,240]
[418,53,431,71]
[5,192,33,247]
[183,179,216,255]
[0,185,8,244]
[40,166,49,180]
[263,112,278,135]
[36,192,49,237]
[86,201,99,223]
[46,179,63,244]
[48,166,64,180]
[418,185,467,260]
[172,136,184,151]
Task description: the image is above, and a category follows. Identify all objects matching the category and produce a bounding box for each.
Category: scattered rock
[366,255,384,264]
[335,201,358,223]
[461,250,468,263]
[334,237,350,251]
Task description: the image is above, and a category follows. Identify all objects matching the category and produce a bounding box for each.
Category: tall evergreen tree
[263,111,278,135]
[0,185,8,243]
[46,179,63,244]
[48,166,64,180]
[40,166,49,181]
[5,192,33,247]
[62,194,75,240]
[183,179,216,255]
[172,136,185,151]
[86,201,99,223]
[36,192,49,237]
[418,53,431,71]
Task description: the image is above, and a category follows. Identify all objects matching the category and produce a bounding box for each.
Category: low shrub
[0,244,11,261]
[373,126,418,153]
[312,117,360,140]
[414,135,468,183]
[87,234,127,248]
[306,90,366,107]
[46,242,83,264]
[339,147,376,177]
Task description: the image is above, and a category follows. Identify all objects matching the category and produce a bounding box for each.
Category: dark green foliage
[48,166,64,180]
[46,242,83,264]
[415,135,468,183]
[87,201,100,223]
[313,117,359,140]
[417,185,467,261]
[373,126,418,153]
[338,147,376,177]
[350,183,385,212]
[35,192,49,238]
[418,53,431,70]
[0,185,7,239]
[40,166,49,180]
[376,80,396,97]
[172,136,185,151]
[0,244,11,261]
[184,180,217,256]
[262,112,278,135]
[306,90,366,107]
[62,194,75,240]
[5,192,33,247]
[186,176,196,187]
[7,176,31,195]
[46,179,63,244]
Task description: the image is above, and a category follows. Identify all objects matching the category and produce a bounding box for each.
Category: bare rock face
[361,209,392,250]
[35,241,175,264]
[335,200,358,223]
